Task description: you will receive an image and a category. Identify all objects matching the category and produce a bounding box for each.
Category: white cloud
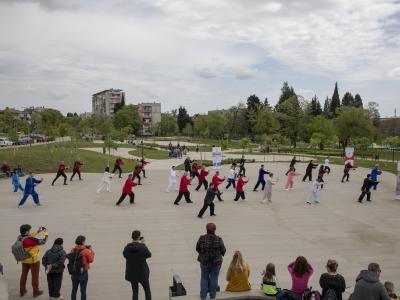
[388,66,400,79]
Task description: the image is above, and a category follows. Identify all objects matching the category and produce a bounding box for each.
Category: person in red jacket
[51,161,68,186]
[174,172,193,205]
[234,174,249,201]
[196,166,209,191]
[133,164,142,185]
[212,171,225,201]
[70,160,83,181]
[116,174,138,206]
[113,157,124,178]
[140,158,149,178]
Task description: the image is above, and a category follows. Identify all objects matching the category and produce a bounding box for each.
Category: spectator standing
[196,223,226,300]
[319,259,346,300]
[123,230,152,300]
[225,251,251,292]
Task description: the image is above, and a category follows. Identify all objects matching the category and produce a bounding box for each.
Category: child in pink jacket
[285,167,301,190]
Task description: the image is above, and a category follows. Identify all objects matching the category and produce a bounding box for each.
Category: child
[306,177,324,204]
[261,173,278,203]
[285,167,301,190]
[384,281,399,300]
[12,169,24,192]
[97,166,112,193]
[262,263,280,296]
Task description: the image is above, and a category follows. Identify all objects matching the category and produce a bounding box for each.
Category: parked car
[15,137,32,145]
[0,137,13,147]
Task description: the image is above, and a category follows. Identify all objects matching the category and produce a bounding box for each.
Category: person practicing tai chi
[234,174,249,201]
[212,171,225,201]
[18,173,43,208]
[174,172,193,205]
[191,161,200,179]
[289,156,300,169]
[198,183,217,218]
[370,164,382,190]
[285,167,301,190]
[184,157,192,173]
[166,166,179,192]
[1,161,11,177]
[306,177,324,204]
[225,164,237,190]
[323,157,331,174]
[51,161,68,186]
[238,156,246,176]
[358,174,378,203]
[261,173,278,203]
[253,164,270,191]
[196,166,209,191]
[341,161,356,183]
[317,165,326,189]
[12,169,24,192]
[140,157,149,178]
[116,174,138,206]
[97,166,112,193]
[133,164,142,185]
[70,160,83,181]
[112,157,124,178]
[302,160,318,182]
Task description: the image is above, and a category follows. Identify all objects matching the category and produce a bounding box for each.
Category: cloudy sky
[0,0,399,116]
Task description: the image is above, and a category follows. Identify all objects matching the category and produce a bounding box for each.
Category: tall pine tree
[342,92,355,107]
[177,106,191,133]
[323,97,331,116]
[330,82,341,116]
[275,81,296,111]
[354,94,363,108]
[310,95,322,116]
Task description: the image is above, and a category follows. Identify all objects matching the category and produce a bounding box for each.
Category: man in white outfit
[306,177,324,204]
[166,166,179,192]
[97,166,112,193]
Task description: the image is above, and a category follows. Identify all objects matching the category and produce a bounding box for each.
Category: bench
[172,290,275,299]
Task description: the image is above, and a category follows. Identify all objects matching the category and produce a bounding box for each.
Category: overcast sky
[0,0,399,116]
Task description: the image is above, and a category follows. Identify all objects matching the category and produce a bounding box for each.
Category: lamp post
[141,125,144,160]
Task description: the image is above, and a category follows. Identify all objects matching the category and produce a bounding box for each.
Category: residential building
[0,106,45,122]
[92,89,125,115]
[138,102,161,135]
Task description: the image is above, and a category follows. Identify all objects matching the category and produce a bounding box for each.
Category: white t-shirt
[228,169,236,179]
[324,159,330,167]
[169,170,178,181]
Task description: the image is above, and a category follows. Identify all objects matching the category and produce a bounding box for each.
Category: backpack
[66,251,85,276]
[323,289,337,300]
[302,288,322,300]
[11,237,31,262]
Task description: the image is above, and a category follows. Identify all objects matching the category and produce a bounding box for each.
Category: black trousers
[52,171,67,185]
[175,192,191,204]
[47,273,63,298]
[130,279,151,300]
[225,179,236,189]
[302,171,312,182]
[198,202,215,217]
[253,179,266,191]
[324,166,331,174]
[196,180,208,191]
[214,189,223,201]
[239,166,246,176]
[142,169,146,178]
[116,193,135,205]
[113,166,122,178]
[234,191,245,201]
[342,173,349,182]
[70,169,81,181]
[133,174,141,184]
[358,190,371,202]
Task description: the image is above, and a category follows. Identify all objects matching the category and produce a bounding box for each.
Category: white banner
[396,162,400,200]
[345,147,355,165]
[212,147,222,170]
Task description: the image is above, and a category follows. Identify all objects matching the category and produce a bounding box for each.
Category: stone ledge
[172,290,275,300]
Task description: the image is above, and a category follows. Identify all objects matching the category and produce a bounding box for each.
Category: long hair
[227,251,246,277]
[293,256,309,277]
[263,263,276,283]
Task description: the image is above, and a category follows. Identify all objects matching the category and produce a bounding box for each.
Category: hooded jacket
[319,273,346,300]
[123,242,151,282]
[42,244,66,274]
[349,270,390,300]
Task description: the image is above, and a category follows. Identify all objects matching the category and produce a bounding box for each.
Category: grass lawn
[128,148,169,159]
[0,143,137,173]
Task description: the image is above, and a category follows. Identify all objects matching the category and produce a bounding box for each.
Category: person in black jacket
[358,174,378,203]
[123,230,152,300]
[198,183,217,218]
[184,157,192,173]
[319,259,346,300]
[302,160,318,182]
[42,238,67,299]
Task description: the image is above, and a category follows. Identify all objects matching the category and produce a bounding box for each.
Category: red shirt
[179,176,191,192]
[212,175,224,190]
[115,159,123,167]
[58,164,66,172]
[73,161,82,171]
[236,178,248,192]
[133,166,141,175]
[122,178,137,194]
[199,169,209,182]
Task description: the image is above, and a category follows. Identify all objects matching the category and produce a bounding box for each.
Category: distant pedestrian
[112,157,124,178]
[234,174,249,201]
[116,174,138,206]
[358,174,378,203]
[12,169,24,192]
[302,160,318,182]
[70,160,83,181]
[174,172,192,205]
[253,164,269,191]
[196,166,209,191]
[96,167,111,193]
[123,230,152,300]
[18,173,43,207]
[166,166,179,192]
[42,238,67,300]
[51,161,68,186]
[198,183,217,218]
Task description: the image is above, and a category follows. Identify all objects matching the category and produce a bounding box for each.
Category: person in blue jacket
[11,169,24,192]
[18,173,43,208]
[370,164,382,190]
[253,165,270,191]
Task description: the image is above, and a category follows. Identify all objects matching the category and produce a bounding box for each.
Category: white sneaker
[261,200,266,204]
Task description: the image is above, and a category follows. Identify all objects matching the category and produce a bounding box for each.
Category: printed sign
[212,147,222,170]
[344,147,355,165]
[396,162,400,200]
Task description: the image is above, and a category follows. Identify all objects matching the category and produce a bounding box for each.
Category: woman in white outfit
[262,173,278,203]
[166,166,179,192]
[97,166,112,193]
[306,177,324,204]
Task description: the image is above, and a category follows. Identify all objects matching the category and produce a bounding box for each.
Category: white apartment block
[92,89,125,115]
[138,102,161,135]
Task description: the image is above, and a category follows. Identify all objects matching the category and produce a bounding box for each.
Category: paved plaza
[0,161,399,300]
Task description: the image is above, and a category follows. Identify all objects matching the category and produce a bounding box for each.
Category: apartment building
[92,89,125,115]
[138,102,161,135]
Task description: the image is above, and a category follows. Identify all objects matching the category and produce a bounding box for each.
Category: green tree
[58,123,69,137]
[276,81,296,107]
[240,137,250,154]
[367,101,380,127]
[246,94,261,111]
[114,94,125,113]
[342,92,355,107]
[323,97,330,117]
[157,113,178,136]
[113,105,142,134]
[276,96,304,147]
[182,123,193,136]
[335,107,375,148]
[305,116,336,149]
[309,95,322,116]
[330,82,341,116]
[207,112,226,139]
[177,106,191,134]
[249,105,279,136]
[192,115,209,138]
[354,94,363,108]
[383,136,400,148]
[225,104,248,139]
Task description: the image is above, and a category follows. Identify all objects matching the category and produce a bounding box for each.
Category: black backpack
[323,289,337,300]
[302,288,322,300]
[66,251,84,276]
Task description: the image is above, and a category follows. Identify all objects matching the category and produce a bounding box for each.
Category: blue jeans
[71,272,88,300]
[200,264,220,300]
